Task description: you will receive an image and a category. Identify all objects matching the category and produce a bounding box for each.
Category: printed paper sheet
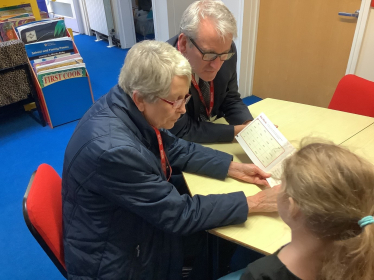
[235,113,295,187]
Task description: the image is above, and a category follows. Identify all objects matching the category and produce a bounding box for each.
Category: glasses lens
[203,53,218,61]
[173,99,183,108]
[173,94,191,108]
[222,52,235,61]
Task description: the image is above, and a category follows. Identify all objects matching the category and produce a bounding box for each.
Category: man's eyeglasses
[158,94,191,109]
[189,38,235,61]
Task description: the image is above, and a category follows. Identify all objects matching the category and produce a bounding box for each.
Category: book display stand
[14,24,94,128]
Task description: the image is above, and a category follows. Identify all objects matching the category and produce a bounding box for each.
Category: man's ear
[178,33,188,54]
[288,197,301,218]
[132,91,145,112]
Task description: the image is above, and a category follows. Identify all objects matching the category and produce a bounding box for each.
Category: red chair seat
[23,164,67,278]
[328,74,374,117]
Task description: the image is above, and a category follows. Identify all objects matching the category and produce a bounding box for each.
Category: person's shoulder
[166,34,179,46]
[240,254,301,280]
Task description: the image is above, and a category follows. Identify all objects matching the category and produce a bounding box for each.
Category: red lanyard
[191,76,214,117]
[152,126,172,181]
[177,39,214,116]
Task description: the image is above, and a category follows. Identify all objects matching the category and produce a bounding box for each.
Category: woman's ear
[132,91,145,112]
[288,197,301,218]
[178,33,188,54]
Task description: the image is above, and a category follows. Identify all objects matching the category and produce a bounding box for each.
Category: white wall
[355,9,374,82]
[166,0,195,38]
[152,0,169,42]
[221,1,243,81]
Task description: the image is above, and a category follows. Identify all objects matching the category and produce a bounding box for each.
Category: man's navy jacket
[62,85,248,279]
[167,35,253,143]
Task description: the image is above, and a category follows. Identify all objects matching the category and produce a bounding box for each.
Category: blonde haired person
[221,141,374,280]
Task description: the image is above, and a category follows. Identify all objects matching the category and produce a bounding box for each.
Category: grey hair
[180,0,237,41]
[118,40,191,102]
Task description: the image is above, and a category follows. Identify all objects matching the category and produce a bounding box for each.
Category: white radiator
[84,0,114,36]
[83,0,136,49]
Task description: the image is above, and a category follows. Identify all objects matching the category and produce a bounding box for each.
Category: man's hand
[247,184,281,213]
[228,162,271,187]
[234,124,247,135]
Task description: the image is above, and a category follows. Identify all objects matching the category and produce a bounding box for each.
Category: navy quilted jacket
[62,85,248,279]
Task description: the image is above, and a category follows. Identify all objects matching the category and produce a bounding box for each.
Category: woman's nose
[177,103,187,114]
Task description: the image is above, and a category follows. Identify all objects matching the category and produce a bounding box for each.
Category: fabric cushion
[26,163,65,269]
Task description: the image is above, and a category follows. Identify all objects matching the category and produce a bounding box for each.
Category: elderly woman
[62,40,279,280]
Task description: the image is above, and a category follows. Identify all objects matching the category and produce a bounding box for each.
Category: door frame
[152,0,170,42]
[346,0,372,74]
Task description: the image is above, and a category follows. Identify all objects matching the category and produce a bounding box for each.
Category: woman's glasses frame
[158,94,191,109]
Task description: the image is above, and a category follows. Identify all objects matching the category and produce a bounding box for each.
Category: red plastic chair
[328,74,374,117]
[23,164,67,278]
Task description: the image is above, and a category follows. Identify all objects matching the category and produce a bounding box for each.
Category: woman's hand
[228,162,271,187]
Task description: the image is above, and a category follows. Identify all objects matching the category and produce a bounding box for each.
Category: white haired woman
[62,40,279,280]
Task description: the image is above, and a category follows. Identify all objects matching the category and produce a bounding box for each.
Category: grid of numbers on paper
[241,119,285,167]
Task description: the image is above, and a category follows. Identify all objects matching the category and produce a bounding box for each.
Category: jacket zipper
[136,244,140,257]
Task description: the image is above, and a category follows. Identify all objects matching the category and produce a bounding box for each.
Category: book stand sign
[14,28,94,128]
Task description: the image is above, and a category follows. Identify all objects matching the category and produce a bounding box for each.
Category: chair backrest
[328,74,374,117]
[23,164,67,278]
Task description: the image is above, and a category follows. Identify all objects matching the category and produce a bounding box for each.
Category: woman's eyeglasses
[158,94,191,109]
[189,38,235,61]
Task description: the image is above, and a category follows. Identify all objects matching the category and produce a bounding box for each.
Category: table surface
[340,123,374,163]
[184,98,374,255]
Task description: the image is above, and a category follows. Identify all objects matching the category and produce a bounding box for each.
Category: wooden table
[184,98,374,255]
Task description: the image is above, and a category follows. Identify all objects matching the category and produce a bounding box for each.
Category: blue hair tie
[358,216,374,228]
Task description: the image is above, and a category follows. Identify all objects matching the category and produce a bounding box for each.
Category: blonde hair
[118,40,191,103]
[180,0,237,41]
[282,140,374,280]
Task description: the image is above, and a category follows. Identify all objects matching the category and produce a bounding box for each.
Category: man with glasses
[168,0,253,143]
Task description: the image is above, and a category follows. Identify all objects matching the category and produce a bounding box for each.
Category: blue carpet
[0,34,261,279]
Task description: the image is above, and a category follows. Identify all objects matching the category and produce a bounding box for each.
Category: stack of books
[14,18,94,128]
[0,5,48,42]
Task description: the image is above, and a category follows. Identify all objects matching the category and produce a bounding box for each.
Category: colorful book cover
[33,53,82,70]
[0,13,29,21]
[0,5,32,17]
[31,53,73,64]
[18,19,66,44]
[35,58,84,73]
[37,65,87,88]
[4,13,30,20]
[0,12,48,42]
[25,37,74,60]
[0,17,35,41]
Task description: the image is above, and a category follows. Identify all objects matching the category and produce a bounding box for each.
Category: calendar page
[235,113,295,187]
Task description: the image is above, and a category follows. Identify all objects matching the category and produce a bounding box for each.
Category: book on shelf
[0,5,33,18]
[36,63,93,127]
[17,19,66,44]
[34,55,83,73]
[25,37,74,61]
[235,113,296,187]
[37,64,87,88]
[32,53,73,64]
[0,12,49,42]
[1,13,30,20]
[33,53,82,68]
